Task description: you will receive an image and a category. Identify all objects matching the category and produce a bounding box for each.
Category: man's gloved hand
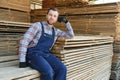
[57,16,68,23]
[19,62,27,68]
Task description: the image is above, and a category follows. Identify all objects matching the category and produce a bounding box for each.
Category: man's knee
[43,69,54,78]
[62,64,67,72]
[58,64,67,72]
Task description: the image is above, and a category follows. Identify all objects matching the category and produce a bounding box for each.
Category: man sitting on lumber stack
[18,7,74,80]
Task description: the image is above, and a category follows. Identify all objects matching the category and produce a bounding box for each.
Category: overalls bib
[26,22,66,80]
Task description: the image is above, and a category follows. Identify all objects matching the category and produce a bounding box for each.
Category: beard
[47,20,53,25]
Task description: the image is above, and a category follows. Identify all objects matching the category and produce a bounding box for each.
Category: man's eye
[54,15,57,18]
[49,14,52,16]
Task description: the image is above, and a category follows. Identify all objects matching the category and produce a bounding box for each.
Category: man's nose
[50,16,54,19]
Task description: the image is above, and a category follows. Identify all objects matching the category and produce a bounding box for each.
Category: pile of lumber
[31,3,120,79]
[0,8,30,23]
[0,21,30,32]
[54,0,89,7]
[0,36,113,80]
[0,21,41,80]
[0,21,30,56]
[0,33,22,56]
[0,0,30,22]
[51,36,113,80]
[42,0,89,8]
[0,0,30,12]
[31,2,120,41]
[0,59,40,80]
[0,0,41,79]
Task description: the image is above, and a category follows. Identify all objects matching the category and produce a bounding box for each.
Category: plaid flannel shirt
[19,21,74,62]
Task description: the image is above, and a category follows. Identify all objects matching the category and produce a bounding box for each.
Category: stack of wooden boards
[0,21,41,80]
[0,21,30,56]
[31,2,120,41]
[0,0,30,22]
[0,0,42,79]
[31,2,120,79]
[51,36,113,80]
[0,35,113,80]
[42,0,89,8]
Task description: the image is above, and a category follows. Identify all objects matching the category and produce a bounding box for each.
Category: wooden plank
[51,36,113,80]
[52,44,112,54]
[56,36,113,42]
[0,20,31,27]
[67,61,111,80]
[60,51,112,64]
[15,74,40,80]
[42,0,88,8]
[32,78,40,80]
[77,67,111,80]
[0,60,18,68]
[0,8,30,23]
[55,39,113,45]
[0,0,30,12]
[0,21,29,56]
[66,56,111,73]
[0,55,18,62]
[31,2,120,16]
[0,66,40,80]
[0,33,22,56]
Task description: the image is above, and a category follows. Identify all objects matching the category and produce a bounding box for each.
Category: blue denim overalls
[26,22,66,80]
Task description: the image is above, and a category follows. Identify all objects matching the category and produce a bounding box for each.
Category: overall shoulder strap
[40,22,44,33]
[52,27,55,38]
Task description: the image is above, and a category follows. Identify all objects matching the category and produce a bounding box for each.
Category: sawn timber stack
[0,35,113,80]
[0,0,30,23]
[0,21,41,80]
[31,2,120,41]
[0,21,30,56]
[51,36,113,80]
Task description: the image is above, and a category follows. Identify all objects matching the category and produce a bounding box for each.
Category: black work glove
[57,16,68,23]
[19,62,27,68]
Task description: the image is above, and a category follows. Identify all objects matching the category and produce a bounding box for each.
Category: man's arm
[56,17,74,38]
[18,22,40,68]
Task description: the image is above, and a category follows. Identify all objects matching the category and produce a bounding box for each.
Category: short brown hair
[47,7,59,14]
